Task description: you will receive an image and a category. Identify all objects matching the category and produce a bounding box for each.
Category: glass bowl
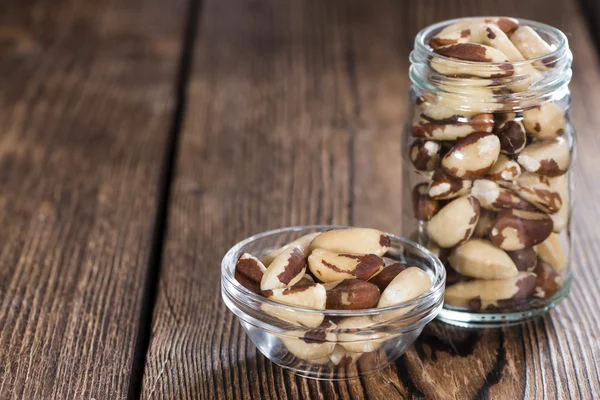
[221,225,445,380]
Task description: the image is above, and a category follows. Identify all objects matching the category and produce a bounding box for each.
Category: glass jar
[403,17,574,327]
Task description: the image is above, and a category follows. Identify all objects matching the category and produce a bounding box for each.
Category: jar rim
[413,16,569,67]
[221,225,446,318]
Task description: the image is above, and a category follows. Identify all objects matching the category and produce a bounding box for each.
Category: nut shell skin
[487,154,522,181]
[308,249,384,282]
[512,172,564,214]
[490,209,554,250]
[235,253,267,294]
[412,113,494,141]
[517,137,570,177]
[410,139,441,171]
[428,170,472,200]
[522,103,566,141]
[261,283,326,327]
[506,247,538,272]
[261,247,307,291]
[495,119,527,154]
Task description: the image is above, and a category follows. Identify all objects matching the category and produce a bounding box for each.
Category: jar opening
[409,17,572,112]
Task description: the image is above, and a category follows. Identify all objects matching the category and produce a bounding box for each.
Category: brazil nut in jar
[403,17,574,327]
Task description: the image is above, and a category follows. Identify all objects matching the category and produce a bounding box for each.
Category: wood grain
[142,0,600,399]
[0,0,188,398]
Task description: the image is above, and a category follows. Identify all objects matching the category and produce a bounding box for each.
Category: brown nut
[510,26,553,61]
[473,208,496,238]
[426,195,480,248]
[517,137,570,177]
[533,260,562,299]
[235,253,267,294]
[444,272,536,310]
[374,267,432,322]
[523,103,565,140]
[494,119,527,154]
[429,17,519,49]
[261,246,306,291]
[536,233,567,272]
[506,247,538,272]
[310,228,391,257]
[432,43,513,78]
[410,139,442,171]
[442,132,501,179]
[368,263,408,292]
[512,172,563,214]
[412,113,494,140]
[308,249,384,282]
[448,239,518,279]
[490,209,553,250]
[262,283,326,327]
[324,279,380,310]
[428,169,472,200]
[487,154,522,181]
[412,183,440,221]
[471,179,536,211]
[336,316,384,353]
[261,231,321,266]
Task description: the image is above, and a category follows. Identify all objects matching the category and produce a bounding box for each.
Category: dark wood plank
[143,0,600,399]
[0,0,188,398]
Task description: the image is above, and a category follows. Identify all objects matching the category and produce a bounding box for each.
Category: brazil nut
[522,103,565,140]
[428,170,472,200]
[261,231,321,266]
[426,195,480,248]
[442,132,501,179]
[336,316,384,353]
[471,179,536,211]
[412,183,440,221]
[444,272,536,310]
[410,139,442,171]
[490,209,553,250]
[517,137,570,176]
[549,176,569,232]
[374,267,432,321]
[310,228,391,257]
[280,324,337,362]
[536,233,567,272]
[324,279,380,310]
[473,208,496,238]
[448,239,518,279]
[487,154,521,181]
[262,283,326,327]
[512,172,563,214]
[429,17,519,49]
[308,249,384,282]
[330,345,362,366]
[494,119,527,154]
[235,253,267,294]
[412,113,494,141]
[510,26,554,61]
[533,261,561,299]
[506,247,538,272]
[261,246,307,290]
[432,43,513,78]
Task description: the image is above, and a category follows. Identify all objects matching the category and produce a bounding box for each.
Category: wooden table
[1,0,599,398]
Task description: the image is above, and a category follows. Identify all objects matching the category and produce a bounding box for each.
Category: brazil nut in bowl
[221,225,445,380]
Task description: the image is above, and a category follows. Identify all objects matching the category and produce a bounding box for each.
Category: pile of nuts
[234,228,432,365]
[409,17,569,312]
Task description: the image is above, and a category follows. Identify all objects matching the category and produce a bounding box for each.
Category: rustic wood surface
[141,0,600,399]
[0,0,188,398]
[2,0,600,399]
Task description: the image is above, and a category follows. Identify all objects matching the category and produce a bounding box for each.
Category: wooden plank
[0,0,188,398]
[143,0,600,398]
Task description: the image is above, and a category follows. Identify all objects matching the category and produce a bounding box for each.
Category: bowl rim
[221,225,446,317]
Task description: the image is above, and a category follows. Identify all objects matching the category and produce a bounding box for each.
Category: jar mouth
[221,225,445,329]
[413,16,569,67]
[409,17,572,111]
